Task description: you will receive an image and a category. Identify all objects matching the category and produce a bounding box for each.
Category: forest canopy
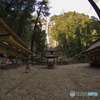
[50,11,100,60]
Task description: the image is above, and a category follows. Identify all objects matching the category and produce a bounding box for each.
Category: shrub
[74,53,88,60]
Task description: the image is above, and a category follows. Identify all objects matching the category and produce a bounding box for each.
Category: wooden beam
[0,32,33,55]
[0,42,25,56]
[0,18,28,47]
[0,25,8,35]
[90,50,100,56]
[0,46,18,55]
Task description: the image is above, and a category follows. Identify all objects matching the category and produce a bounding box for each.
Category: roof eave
[0,17,28,47]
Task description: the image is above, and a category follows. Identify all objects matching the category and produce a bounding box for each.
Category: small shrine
[42,49,62,68]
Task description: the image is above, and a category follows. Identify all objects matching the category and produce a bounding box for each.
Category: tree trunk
[88,0,100,19]
[31,33,34,52]
[30,16,39,52]
[31,5,43,52]
[5,0,14,11]
[12,15,17,29]
[5,14,8,23]
[21,17,27,39]
[16,19,21,34]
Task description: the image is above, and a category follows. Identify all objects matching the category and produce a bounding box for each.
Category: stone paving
[0,63,100,100]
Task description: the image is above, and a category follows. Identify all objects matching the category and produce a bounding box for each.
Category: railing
[67,60,89,64]
[31,60,89,66]
[57,60,89,65]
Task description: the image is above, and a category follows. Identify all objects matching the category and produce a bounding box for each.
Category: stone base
[47,63,54,69]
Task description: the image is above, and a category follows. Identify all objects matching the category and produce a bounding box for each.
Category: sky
[48,0,100,19]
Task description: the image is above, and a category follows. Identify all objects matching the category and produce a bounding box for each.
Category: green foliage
[50,11,100,60]
[74,53,88,60]
[32,21,47,57]
[31,0,50,51]
[0,0,36,44]
[0,0,50,53]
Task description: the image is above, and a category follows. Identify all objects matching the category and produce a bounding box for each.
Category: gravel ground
[0,63,100,100]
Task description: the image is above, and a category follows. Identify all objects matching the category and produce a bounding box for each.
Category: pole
[25,59,31,73]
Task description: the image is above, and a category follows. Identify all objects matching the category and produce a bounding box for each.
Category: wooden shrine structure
[83,38,100,66]
[43,49,62,68]
[0,17,34,69]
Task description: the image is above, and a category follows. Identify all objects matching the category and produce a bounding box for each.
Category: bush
[74,53,88,60]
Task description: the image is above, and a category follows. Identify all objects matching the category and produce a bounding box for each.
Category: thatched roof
[83,38,100,53]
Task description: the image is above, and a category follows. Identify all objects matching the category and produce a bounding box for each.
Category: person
[25,59,31,73]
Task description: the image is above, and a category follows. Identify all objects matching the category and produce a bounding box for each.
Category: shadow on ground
[84,65,100,69]
[36,66,56,70]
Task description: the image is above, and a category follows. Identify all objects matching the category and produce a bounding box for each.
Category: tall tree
[31,0,50,52]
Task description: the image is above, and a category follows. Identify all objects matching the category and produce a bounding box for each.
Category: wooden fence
[67,60,89,64]
[58,60,89,65]
[31,60,89,66]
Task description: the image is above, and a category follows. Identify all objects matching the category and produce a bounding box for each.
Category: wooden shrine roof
[0,17,27,47]
[0,17,33,56]
[83,38,100,54]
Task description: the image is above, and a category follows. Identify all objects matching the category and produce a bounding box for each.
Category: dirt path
[0,63,100,100]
